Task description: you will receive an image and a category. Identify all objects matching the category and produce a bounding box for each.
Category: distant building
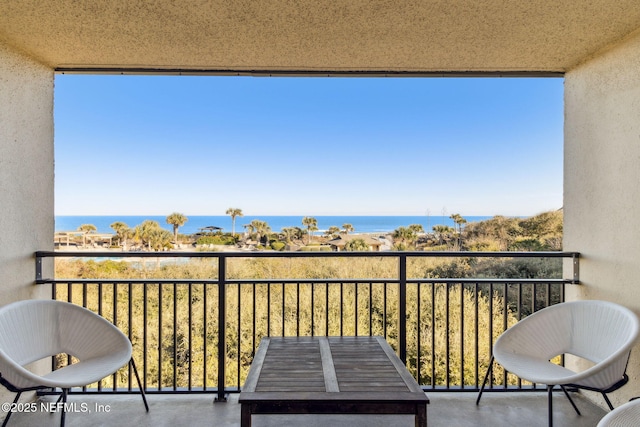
[326,235,382,252]
[54,231,113,248]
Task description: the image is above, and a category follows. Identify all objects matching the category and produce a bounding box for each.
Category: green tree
[166,212,188,245]
[342,223,354,234]
[280,227,296,243]
[432,225,454,246]
[344,238,370,252]
[302,216,318,245]
[325,226,341,239]
[393,226,417,249]
[77,224,97,248]
[110,221,131,249]
[134,220,170,251]
[408,224,424,234]
[250,219,271,246]
[77,224,97,233]
[226,208,244,236]
[450,213,467,248]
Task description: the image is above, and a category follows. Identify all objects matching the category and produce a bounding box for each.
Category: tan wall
[0,42,53,406]
[564,29,640,405]
[0,43,53,305]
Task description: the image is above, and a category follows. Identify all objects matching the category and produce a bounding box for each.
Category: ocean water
[55,215,494,235]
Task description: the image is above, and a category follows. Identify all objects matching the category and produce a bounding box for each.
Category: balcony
[5,391,607,426]
[22,251,609,425]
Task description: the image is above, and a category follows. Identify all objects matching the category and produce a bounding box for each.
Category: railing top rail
[36,250,579,259]
[38,277,574,285]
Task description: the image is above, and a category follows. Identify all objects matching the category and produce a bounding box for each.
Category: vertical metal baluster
[158,283,163,391]
[203,283,208,391]
[383,282,388,340]
[267,282,271,337]
[216,256,227,402]
[460,282,464,388]
[488,282,494,390]
[517,283,522,389]
[173,282,177,390]
[354,282,359,336]
[430,283,435,388]
[445,282,450,388]
[143,283,148,391]
[98,282,103,392]
[82,281,87,308]
[188,283,193,391]
[474,282,479,389]
[417,282,421,384]
[324,283,329,336]
[399,254,407,363]
[128,282,133,392]
[281,283,285,337]
[310,283,315,337]
[340,282,344,337]
[238,283,242,390]
[368,282,373,336]
[113,283,118,392]
[252,283,256,352]
[296,283,300,336]
[502,282,508,388]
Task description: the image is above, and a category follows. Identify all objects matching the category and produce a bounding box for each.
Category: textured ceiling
[1,0,640,74]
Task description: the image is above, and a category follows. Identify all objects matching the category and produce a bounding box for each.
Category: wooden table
[239,336,429,427]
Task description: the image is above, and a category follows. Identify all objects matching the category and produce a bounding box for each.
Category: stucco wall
[0,43,53,407]
[0,43,53,305]
[564,29,640,405]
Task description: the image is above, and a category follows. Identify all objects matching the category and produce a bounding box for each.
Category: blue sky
[54,75,563,217]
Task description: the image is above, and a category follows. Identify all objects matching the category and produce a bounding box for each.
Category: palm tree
[135,220,163,251]
[325,226,340,239]
[433,225,454,246]
[450,213,467,248]
[392,226,417,248]
[280,227,296,243]
[226,208,243,236]
[344,238,370,252]
[110,221,131,250]
[341,223,354,234]
[250,219,271,246]
[302,216,318,245]
[408,224,424,234]
[77,224,97,233]
[166,212,188,245]
[77,224,97,247]
[148,227,173,251]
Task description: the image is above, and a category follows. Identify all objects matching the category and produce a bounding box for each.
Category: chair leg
[476,355,494,405]
[547,385,554,427]
[602,392,615,411]
[131,358,149,412]
[59,388,68,427]
[2,392,21,427]
[560,385,581,415]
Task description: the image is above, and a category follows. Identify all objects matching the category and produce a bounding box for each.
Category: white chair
[476,300,640,427]
[597,398,640,427]
[0,300,148,426]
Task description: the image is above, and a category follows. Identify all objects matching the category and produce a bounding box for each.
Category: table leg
[240,404,252,427]
[416,403,427,427]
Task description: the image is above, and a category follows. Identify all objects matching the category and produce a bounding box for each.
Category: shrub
[270,241,286,251]
[196,235,236,245]
[299,245,332,252]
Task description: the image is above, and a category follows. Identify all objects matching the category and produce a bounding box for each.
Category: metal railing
[35,250,579,400]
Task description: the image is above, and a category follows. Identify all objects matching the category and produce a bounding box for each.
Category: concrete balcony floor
[5,391,608,427]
